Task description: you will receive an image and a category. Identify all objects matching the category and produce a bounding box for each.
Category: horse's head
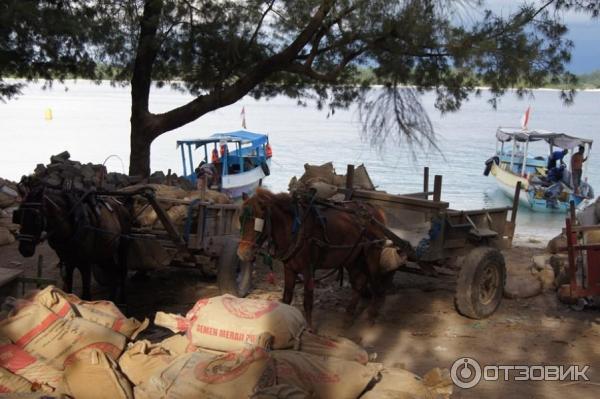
[13,179,48,257]
[237,189,273,262]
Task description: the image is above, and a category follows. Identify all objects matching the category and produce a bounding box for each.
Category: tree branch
[153,0,337,134]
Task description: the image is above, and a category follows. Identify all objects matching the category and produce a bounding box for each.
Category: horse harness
[242,193,386,283]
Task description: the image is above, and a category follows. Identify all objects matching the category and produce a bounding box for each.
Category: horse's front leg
[303,265,315,330]
[80,264,92,301]
[60,262,74,294]
[366,250,386,323]
[282,264,296,305]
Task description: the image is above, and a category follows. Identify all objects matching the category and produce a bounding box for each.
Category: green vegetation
[577,70,600,89]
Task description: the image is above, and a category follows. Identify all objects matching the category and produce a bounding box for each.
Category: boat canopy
[176,130,268,149]
[496,127,593,149]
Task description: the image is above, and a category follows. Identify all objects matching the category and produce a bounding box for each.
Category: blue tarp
[177,130,268,149]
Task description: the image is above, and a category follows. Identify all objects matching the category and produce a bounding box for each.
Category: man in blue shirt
[547,149,568,169]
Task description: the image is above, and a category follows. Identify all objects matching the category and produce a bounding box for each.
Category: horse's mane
[246,188,292,214]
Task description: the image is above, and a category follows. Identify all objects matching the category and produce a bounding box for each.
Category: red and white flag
[241,106,247,129]
[520,106,531,130]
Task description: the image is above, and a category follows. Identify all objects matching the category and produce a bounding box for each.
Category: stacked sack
[1,290,451,398]
[0,177,19,247]
[0,285,147,397]
[288,162,375,200]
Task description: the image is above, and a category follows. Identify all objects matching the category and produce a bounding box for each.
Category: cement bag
[0,227,15,246]
[297,331,369,365]
[134,347,275,399]
[158,334,191,356]
[308,181,338,199]
[379,246,407,273]
[61,348,133,399]
[301,163,335,184]
[0,366,33,394]
[0,300,126,370]
[0,337,62,388]
[127,240,173,271]
[30,285,148,339]
[118,340,177,386]
[155,294,306,352]
[271,351,380,399]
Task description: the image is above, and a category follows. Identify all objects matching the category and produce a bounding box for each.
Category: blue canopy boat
[484,127,594,213]
[177,130,272,199]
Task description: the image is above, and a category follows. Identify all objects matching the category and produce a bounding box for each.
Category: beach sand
[1,240,599,398]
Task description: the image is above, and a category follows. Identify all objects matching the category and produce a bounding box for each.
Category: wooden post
[423,167,429,198]
[433,175,442,202]
[166,168,172,186]
[511,182,521,225]
[345,164,355,200]
[570,200,576,225]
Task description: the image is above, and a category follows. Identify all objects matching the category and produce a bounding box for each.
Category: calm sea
[2,81,599,241]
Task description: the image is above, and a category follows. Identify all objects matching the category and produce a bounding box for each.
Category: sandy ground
[1,240,600,398]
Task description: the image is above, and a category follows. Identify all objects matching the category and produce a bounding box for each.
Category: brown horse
[237,188,391,327]
[14,178,131,301]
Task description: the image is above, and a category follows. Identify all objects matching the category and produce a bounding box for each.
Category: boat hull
[221,159,271,199]
[490,162,586,213]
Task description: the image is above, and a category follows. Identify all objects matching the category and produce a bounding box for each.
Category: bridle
[239,204,271,249]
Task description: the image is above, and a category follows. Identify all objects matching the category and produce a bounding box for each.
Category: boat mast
[510,139,516,171]
[521,139,529,177]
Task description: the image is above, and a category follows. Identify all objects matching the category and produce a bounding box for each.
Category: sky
[480,1,600,74]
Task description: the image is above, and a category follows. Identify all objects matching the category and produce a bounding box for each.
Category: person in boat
[195,161,218,188]
[571,145,588,194]
[547,148,568,169]
[547,164,565,183]
[580,178,594,199]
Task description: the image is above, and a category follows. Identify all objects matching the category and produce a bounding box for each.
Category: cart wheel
[217,238,253,297]
[455,247,505,319]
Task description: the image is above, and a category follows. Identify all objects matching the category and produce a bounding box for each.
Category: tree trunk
[129,117,154,178]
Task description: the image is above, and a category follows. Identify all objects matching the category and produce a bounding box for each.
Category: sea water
[2,81,599,241]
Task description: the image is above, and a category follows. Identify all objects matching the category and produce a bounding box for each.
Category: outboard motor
[483,156,499,176]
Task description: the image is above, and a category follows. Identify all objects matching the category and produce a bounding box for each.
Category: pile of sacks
[0,289,451,398]
[288,162,375,200]
[0,177,19,246]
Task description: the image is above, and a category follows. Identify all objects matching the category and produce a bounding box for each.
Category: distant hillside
[577,70,600,89]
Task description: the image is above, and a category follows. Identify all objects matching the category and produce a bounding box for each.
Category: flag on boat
[241,106,247,129]
[520,106,531,130]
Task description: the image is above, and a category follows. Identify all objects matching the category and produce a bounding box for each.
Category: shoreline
[4,78,600,93]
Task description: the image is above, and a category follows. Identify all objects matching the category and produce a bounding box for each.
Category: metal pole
[511,181,521,225]
[521,140,529,177]
[180,144,187,177]
[187,144,194,182]
[509,139,516,172]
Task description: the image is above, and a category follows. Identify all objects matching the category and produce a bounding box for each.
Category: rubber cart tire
[455,247,506,319]
[217,238,253,297]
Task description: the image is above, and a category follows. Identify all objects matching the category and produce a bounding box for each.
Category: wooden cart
[342,166,521,319]
[100,187,251,297]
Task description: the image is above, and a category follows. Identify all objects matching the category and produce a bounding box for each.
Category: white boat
[484,127,594,213]
[177,130,272,199]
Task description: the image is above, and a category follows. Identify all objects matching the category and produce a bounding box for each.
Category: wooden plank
[423,167,429,195]
[570,224,600,232]
[433,175,442,202]
[350,189,449,209]
[345,164,355,200]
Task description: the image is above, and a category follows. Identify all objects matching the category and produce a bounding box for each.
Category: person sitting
[547,164,565,183]
[547,148,568,169]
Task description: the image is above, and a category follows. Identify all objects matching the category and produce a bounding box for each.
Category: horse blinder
[13,203,45,243]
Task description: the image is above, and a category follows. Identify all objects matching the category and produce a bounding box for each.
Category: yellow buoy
[44,108,53,120]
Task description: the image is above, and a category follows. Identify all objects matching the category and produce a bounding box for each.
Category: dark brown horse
[14,178,131,301]
[237,188,391,327]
